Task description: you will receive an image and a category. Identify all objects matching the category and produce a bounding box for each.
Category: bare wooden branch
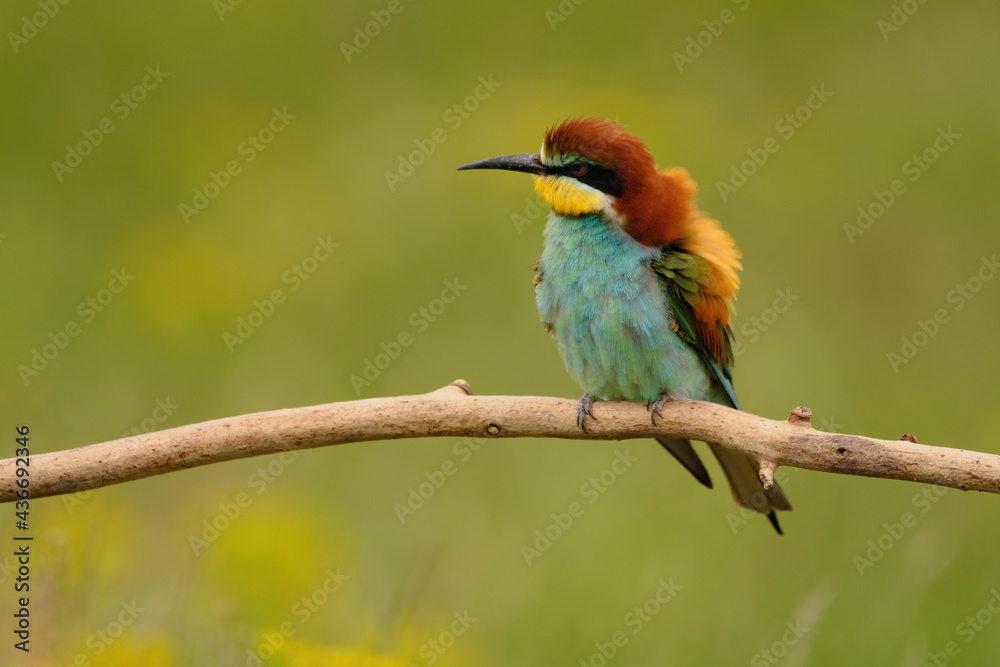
[758,460,778,490]
[3,379,998,502]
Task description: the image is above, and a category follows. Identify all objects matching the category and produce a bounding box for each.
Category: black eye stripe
[555,161,623,198]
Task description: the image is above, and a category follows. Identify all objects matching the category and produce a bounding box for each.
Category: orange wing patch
[681,217,742,299]
[677,217,742,366]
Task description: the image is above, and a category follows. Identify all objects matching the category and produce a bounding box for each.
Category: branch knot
[788,406,813,425]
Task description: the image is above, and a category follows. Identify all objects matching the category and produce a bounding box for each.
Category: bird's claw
[576,393,596,432]
[648,391,675,425]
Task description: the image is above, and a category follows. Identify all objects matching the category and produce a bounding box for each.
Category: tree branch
[3,380,998,503]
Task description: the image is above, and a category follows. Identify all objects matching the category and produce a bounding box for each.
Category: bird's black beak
[456,153,547,175]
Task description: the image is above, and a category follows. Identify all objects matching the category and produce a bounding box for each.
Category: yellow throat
[532,175,605,216]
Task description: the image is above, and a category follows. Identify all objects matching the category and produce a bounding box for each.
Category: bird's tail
[656,438,712,488]
[655,437,792,534]
[709,444,792,534]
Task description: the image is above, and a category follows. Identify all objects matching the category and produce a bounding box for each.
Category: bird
[457,117,791,533]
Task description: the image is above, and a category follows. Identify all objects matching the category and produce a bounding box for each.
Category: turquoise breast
[535,213,709,403]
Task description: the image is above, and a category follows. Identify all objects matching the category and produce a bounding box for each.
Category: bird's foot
[576,393,596,432]
[647,390,678,425]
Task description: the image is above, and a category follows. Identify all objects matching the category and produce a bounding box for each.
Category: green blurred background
[3,0,1000,664]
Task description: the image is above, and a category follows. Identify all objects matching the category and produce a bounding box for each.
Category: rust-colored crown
[544,117,697,247]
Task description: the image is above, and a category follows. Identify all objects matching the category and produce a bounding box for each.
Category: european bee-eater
[458,117,791,533]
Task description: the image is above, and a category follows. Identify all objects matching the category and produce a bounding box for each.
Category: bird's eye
[571,162,589,176]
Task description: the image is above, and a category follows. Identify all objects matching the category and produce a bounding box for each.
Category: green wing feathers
[652,248,793,531]
[652,250,739,408]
